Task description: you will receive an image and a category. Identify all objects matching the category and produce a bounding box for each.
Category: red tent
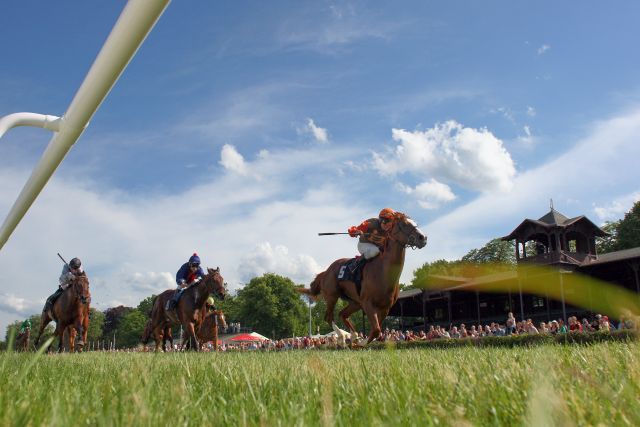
[228,332,269,342]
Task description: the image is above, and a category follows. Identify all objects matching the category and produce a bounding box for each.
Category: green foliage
[411,259,464,289]
[234,273,307,339]
[136,295,156,317]
[87,308,105,342]
[116,309,147,348]
[461,238,516,265]
[597,220,620,254]
[616,200,640,250]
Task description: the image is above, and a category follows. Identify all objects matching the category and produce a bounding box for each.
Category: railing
[0,0,171,251]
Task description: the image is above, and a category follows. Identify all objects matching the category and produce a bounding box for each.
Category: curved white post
[0,113,61,139]
[0,0,171,250]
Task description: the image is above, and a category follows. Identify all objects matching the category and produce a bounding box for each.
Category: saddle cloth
[336,257,364,296]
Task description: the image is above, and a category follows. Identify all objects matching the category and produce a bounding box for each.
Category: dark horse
[35,273,91,352]
[299,212,426,343]
[142,267,226,352]
[16,328,31,352]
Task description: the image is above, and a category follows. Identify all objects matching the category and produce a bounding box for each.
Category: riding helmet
[69,258,82,269]
[189,253,201,266]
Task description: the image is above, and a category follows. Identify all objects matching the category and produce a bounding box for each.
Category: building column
[518,278,525,321]
[422,291,427,330]
[631,262,640,295]
[447,292,452,325]
[559,271,567,323]
[476,290,481,324]
[399,300,404,330]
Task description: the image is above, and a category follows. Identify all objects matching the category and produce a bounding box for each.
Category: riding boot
[44,288,64,312]
[166,289,183,311]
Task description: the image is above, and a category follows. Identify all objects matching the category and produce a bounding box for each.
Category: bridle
[387,215,425,249]
[72,275,91,305]
[203,270,226,300]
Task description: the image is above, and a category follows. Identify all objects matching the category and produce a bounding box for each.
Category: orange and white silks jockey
[347,208,395,271]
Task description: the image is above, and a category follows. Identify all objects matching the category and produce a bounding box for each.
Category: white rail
[0,0,171,250]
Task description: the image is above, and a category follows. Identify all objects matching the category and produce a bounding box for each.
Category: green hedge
[364,330,637,350]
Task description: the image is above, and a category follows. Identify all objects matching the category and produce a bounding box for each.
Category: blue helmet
[188,253,201,266]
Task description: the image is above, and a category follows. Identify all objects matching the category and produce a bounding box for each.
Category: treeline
[3,201,639,349]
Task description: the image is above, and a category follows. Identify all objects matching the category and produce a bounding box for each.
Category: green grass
[1,342,639,426]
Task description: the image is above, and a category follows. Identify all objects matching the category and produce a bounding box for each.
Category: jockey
[44,257,83,312]
[20,318,31,334]
[347,208,396,272]
[206,295,217,313]
[166,253,205,311]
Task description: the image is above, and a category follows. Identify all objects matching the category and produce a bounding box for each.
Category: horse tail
[298,271,325,299]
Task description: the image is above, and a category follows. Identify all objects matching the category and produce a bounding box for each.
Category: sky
[1,1,639,333]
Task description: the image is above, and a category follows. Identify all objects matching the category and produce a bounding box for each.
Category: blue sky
[1,1,639,332]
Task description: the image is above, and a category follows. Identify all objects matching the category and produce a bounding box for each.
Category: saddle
[336,257,367,296]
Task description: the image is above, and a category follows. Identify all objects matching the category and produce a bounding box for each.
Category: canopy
[228,332,270,342]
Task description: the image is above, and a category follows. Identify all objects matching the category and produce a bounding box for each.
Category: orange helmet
[378,208,395,220]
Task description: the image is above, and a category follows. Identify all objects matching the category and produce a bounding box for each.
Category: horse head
[72,273,91,305]
[205,267,226,300]
[217,311,228,332]
[389,212,427,249]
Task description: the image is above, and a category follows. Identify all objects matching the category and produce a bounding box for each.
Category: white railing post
[0,0,170,250]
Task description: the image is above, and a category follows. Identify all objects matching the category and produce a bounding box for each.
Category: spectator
[506,312,516,335]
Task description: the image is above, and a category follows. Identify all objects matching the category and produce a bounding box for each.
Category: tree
[103,306,133,340]
[411,259,464,289]
[136,295,156,318]
[87,308,105,342]
[116,309,147,348]
[234,274,307,339]
[596,220,620,254]
[616,201,640,250]
[461,238,516,266]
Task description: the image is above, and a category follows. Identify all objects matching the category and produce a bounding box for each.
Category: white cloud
[593,192,640,222]
[0,293,41,316]
[121,272,175,294]
[238,242,322,284]
[527,106,537,117]
[219,144,249,175]
[415,108,640,272]
[399,179,456,210]
[518,125,535,145]
[537,44,551,55]
[305,118,329,143]
[373,120,516,193]
[0,144,365,332]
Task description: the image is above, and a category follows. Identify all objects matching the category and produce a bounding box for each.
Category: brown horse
[299,212,426,343]
[35,273,91,352]
[15,328,31,352]
[193,309,227,351]
[159,310,227,351]
[142,267,226,352]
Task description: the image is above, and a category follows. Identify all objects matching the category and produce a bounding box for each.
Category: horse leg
[153,326,163,352]
[74,318,85,351]
[184,322,198,351]
[362,302,382,344]
[338,301,361,334]
[35,311,52,348]
[56,325,65,353]
[323,294,338,326]
[68,327,76,353]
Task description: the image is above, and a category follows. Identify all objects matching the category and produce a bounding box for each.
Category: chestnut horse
[299,212,426,343]
[142,267,226,352]
[35,273,91,352]
[160,310,227,351]
[193,310,227,351]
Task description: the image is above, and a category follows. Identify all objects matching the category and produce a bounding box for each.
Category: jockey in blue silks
[166,253,205,311]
